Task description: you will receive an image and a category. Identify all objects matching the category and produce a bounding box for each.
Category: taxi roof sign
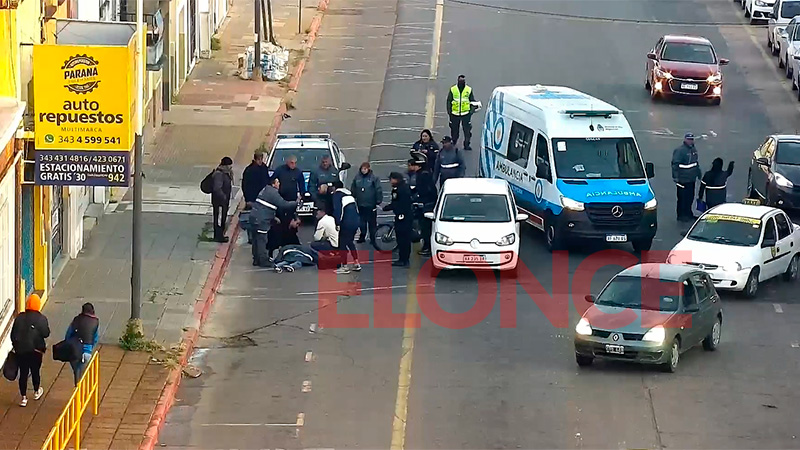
[742,198,762,206]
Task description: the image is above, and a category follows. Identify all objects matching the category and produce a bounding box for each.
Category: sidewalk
[0,0,322,446]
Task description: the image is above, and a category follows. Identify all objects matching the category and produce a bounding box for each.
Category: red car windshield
[661,42,716,64]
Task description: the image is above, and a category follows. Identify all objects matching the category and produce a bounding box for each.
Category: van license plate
[462,254,487,263]
[681,82,698,90]
[605,344,624,355]
[606,234,627,242]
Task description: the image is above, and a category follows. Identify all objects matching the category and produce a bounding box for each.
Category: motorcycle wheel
[373,224,398,253]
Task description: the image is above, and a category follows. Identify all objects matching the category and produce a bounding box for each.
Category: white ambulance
[479,85,658,252]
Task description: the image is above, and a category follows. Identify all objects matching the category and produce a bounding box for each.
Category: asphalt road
[159,0,800,448]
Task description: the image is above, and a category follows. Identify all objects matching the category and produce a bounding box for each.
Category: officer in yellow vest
[446,75,476,150]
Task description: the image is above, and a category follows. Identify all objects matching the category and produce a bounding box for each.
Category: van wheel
[544,215,563,252]
[744,268,760,298]
[632,238,653,253]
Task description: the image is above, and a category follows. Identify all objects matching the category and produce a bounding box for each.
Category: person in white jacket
[311,208,338,253]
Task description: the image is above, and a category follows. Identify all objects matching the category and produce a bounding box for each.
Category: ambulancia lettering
[585,190,643,198]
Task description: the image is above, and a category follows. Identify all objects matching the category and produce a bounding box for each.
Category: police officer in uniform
[433,136,466,188]
[698,158,734,208]
[251,177,298,266]
[383,172,413,267]
[408,156,438,256]
[671,133,702,221]
[446,75,476,150]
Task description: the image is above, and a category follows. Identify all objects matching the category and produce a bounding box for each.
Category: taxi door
[760,216,781,279]
[774,212,794,272]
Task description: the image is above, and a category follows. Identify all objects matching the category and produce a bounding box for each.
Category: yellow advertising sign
[33,42,135,151]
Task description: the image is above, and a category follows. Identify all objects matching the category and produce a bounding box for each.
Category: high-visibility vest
[450,85,472,116]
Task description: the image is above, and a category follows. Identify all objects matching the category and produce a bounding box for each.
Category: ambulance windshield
[551,137,645,179]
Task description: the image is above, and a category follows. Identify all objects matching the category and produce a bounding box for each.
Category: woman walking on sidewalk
[65,303,99,386]
[11,294,50,407]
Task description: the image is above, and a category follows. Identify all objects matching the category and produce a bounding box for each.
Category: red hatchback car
[645,35,729,105]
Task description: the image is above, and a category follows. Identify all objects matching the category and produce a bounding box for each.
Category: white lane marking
[309,323,318,333]
[305,351,314,362]
[369,158,412,164]
[302,380,312,392]
[297,413,305,426]
[792,342,799,348]
[774,303,784,313]
[297,283,434,296]
[425,0,444,131]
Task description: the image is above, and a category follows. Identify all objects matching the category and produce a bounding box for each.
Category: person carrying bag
[10,294,50,407]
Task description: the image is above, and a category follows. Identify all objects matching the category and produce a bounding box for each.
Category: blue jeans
[69,352,91,386]
[275,261,302,270]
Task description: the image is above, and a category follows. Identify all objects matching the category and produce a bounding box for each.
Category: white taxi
[667,203,800,297]
[425,178,527,275]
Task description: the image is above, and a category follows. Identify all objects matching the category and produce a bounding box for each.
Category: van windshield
[551,137,646,179]
[782,1,800,18]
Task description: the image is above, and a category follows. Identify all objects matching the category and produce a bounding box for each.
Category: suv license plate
[681,82,698,90]
[606,234,627,242]
[605,344,624,355]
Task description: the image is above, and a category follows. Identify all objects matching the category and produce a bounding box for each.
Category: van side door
[530,132,556,224]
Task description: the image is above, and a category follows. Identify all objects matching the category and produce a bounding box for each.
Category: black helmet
[409,150,427,166]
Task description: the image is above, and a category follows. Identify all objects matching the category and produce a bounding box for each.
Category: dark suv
[748,134,800,209]
[574,264,723,372]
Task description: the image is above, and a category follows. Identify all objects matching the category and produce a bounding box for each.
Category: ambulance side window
[535,133,552,182]
[506,122,533,168]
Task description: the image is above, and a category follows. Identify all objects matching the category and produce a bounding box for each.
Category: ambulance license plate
[606,234,627,242]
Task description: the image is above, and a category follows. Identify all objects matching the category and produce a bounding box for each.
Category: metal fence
[41,352,100,450]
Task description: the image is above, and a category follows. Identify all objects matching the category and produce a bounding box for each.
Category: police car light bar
[562,110,619,118]
[276,134,331,140]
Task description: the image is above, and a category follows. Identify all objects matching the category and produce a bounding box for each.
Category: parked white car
[667,203,800,297]
[777,16,800,77]
[426,178,526,275]
[746,0,776,24]
[768,0,800,54]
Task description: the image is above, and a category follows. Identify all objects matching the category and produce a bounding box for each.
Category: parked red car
[645,35,729,105]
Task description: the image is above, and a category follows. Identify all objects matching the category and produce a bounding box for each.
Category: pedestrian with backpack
[64,303,99,386]
[10,294,50,407]
[201,157,234,243]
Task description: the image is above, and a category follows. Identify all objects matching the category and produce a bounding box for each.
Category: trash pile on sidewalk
[239,42,290,81]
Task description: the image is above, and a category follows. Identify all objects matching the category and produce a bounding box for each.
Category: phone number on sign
[57,136,122,145]
[38,153,127,164]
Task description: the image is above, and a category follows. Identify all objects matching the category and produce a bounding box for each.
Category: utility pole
[253,0,262,80]
[298,0,302,35]
[266,0,275,44]
[130,0,145,327]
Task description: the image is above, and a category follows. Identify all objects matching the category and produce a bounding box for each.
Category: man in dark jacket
[267,214,301,259]
[316,183,335,217]
[332,181,361,273]
[671,133,702,221]
[211,157,234,243]
[384,172,413,267]
[11,294,50,406]
[241,152,270,244]
[433,136,466,188]
[308,156,340,202]
[351,162,382,244]
[251,177,298,267]
[699,158,734,208]
[408,157,438,256]
[65,302,99,386]
[272,155,306,203]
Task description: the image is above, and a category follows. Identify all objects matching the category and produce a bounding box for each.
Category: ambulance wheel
[632,238,653,253]
[544,214,564,252]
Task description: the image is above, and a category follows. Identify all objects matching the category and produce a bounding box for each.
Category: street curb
[137,2,331,449]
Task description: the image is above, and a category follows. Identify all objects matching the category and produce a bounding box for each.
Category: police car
[266,134,351,216]
[479,85,657,252]
[667,201,800,297]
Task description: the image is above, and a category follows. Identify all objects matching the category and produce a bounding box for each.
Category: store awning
[0,96,24,150]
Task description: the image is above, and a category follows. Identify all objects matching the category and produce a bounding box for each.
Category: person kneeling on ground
[273,244,319,273]
[311,207,339,269]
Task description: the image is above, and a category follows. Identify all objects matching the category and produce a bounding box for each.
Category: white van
[768,0,800,54]
[479,85,658,252]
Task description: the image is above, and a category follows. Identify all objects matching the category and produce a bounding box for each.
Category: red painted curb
[137,2,331,449]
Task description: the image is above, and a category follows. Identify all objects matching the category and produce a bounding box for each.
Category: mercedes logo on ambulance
[611,205,624,218]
